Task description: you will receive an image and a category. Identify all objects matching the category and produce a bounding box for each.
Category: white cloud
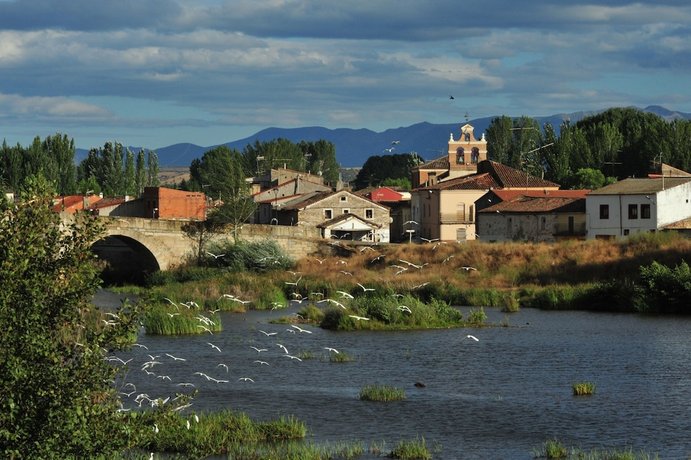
[0,93,111,118]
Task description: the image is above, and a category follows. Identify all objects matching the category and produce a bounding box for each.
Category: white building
[586,177,691,239]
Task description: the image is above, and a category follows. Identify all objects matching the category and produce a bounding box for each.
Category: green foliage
[353,153,423,190]
[206,240,293,272]
[389,437,433,460]
[535,439,569,459]
[466,307,487,325]
[635,260,691,314]
[359,384,406,402]
[142,307,222,335]
[572,382,596,396]
[0,187,140,458]
[573,168,609,189]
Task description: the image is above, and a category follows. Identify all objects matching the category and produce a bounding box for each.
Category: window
[365,209,373,219]
[599,204,609,219]
[456,148,465,164]
[340,195,347,202]
[628,204,638,219]
[324,209,332,219]
[471,147,480,164]
[541,216,547,230]
[343,209,350,214]
[641,203,651,219]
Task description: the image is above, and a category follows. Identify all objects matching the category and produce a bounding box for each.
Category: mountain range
[76,106,691,168]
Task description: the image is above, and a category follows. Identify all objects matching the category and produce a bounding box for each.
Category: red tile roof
[479,195,585,213]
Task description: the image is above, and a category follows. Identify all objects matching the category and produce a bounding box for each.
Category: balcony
[439,213,474,224]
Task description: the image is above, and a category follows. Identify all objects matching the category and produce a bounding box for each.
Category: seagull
[324,347,340,354]
[217,363,229,372]
[460,266,478,271]
[284,354,303,362]
[284,276,302,286]
[391,140,400,145]
[197,325,213,334]
[449,95,455,100]
[165,353,186,361]
[356,283,375,292]
[397,305,412,314]
[167,312,180,318]
[291,324,312,334]
[404,220,418,226]
[349,315,371,321]
[253,360,270,366]
[276,343,289,354]
[313,257,325,264]
[339,270,353,276]
[238,377,255,382]
[258,329,277,336]
[206,251,226,259]
[250,346,268,353]
[466,335,479,342]
[442,255,455,264]
[207,342,222,352]
[133,343,149,350]
[319,298,346,309]
[336,290,354,299]
[412,282,430,290]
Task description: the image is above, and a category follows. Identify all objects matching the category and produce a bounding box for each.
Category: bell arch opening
[91,235,160,285]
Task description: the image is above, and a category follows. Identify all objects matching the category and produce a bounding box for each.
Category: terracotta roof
[588,177,691,195]
[479,195,585,213]
[414,155,449,171]
[88,197,127,209]
[424,173,501,190]
[279,190,387,211]
[490,189,590,201]
[476,160,559,188]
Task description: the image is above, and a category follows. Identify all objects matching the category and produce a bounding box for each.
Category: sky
[1,0,691,151]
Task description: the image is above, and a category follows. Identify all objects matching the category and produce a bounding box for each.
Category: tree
[485,115,514,164]
[124,148,136,196]
[189,146,257,241]
[298,140,340,185]
[0,177,139,458]
[135,149,146,196]
[353,153,421,190]
[146,150,159,188]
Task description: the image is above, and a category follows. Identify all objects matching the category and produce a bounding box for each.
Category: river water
[100,291,691,459]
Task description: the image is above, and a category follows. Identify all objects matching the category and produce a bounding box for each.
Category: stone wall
[210,223,323,260]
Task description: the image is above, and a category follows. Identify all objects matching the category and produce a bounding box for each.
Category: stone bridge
[83,216,323,282]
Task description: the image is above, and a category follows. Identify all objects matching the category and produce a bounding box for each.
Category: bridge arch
[92,233,161,284]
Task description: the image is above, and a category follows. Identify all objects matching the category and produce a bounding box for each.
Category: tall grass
[359,384,406,402]
[389,437,432,460]
[142,306,222,335]
[572,381,596,396]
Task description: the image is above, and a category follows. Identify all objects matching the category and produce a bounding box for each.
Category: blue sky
[1,0,690,151]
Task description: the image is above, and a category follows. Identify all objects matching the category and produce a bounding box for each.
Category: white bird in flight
[466,335,479,342]
[207,342,222,352]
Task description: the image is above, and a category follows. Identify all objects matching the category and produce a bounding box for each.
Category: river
[99,291,691,459]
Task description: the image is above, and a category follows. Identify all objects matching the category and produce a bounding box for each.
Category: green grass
[328,351,354,363]
[532,439,660,460]
[142,307,222,335]
[359,384,406,402]
[389,437,432,460]
[572,381,596,396]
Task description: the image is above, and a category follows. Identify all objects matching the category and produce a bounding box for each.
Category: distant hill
[76,106,691,168]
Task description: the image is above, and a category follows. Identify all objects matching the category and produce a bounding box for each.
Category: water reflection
[106,294,691,460]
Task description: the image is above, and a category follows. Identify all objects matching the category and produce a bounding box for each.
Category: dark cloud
[0,0,181,30]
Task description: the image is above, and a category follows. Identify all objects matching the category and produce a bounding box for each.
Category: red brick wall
[144,187,206,220]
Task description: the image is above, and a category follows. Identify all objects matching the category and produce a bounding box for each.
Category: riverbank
[125,231,691,320]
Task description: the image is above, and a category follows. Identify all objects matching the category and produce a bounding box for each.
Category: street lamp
[152,207,158,219]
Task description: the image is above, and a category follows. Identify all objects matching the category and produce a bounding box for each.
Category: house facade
[586,177,691,239]
[252,175,332,224]
[411,160,559,242]
[361,186,412,243]
[277,190,391,242]
[476,190,589,242]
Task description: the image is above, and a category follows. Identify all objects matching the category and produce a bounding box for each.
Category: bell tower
[447,123,487,177]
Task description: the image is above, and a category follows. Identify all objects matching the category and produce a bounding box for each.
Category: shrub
[207,240,293,272]
[635,260,691,314]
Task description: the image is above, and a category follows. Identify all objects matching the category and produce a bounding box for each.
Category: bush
[635,260,691,314]
[572,381,596,396]
[206,240,293,272]
[359,384,406,402]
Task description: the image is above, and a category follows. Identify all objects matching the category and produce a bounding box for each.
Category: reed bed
[572,381,596,396]
[389,436,433,460]
[533,438,660,460]
[142,307,222,335]
[359,384,406,402]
